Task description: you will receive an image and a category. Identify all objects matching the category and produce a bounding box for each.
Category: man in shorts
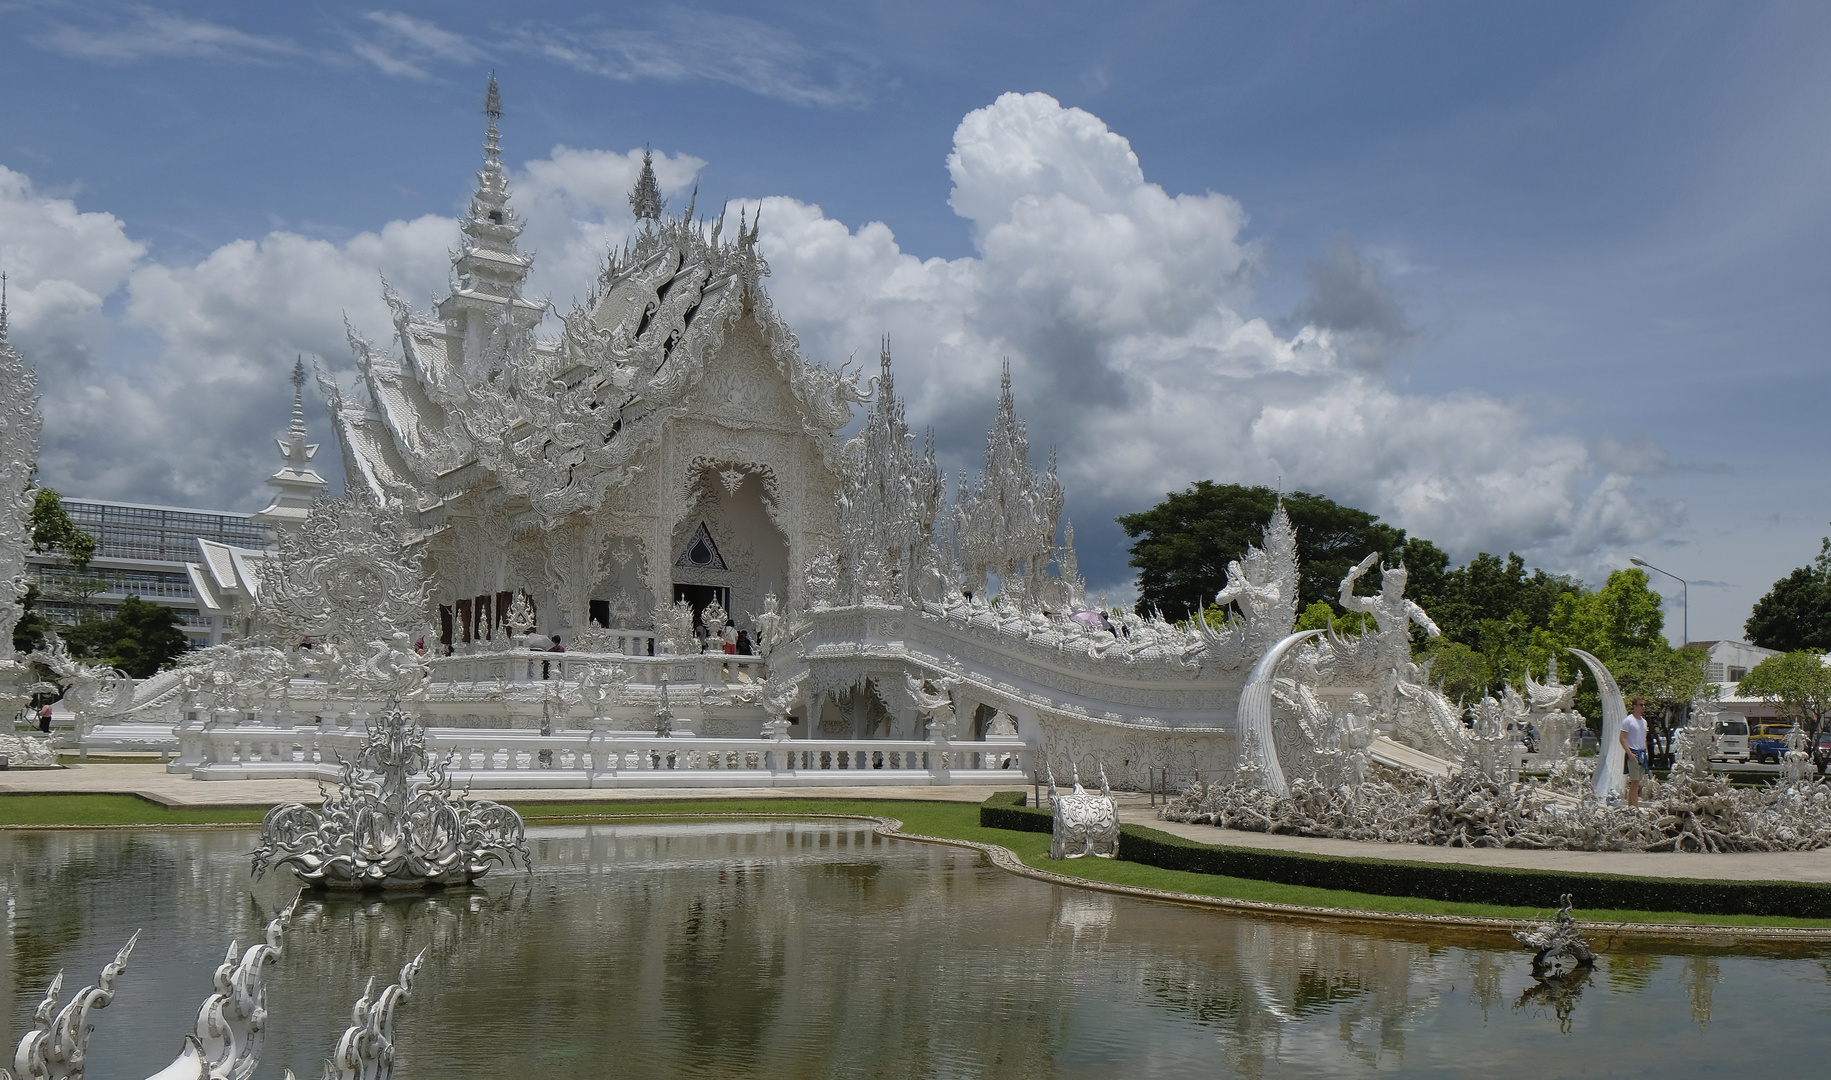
[1621,696,1650,807]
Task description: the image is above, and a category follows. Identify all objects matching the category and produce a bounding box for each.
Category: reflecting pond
[4,821,1831,1078]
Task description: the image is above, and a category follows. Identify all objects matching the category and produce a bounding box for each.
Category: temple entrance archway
[664,465,789,644]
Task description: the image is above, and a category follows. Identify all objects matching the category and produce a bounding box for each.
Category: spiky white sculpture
[253,704,529,889]
[1048,767,1120,859]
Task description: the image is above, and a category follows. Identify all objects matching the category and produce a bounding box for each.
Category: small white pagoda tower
[253,357,328,536]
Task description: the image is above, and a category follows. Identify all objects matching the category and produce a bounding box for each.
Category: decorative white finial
[630,148,664,221]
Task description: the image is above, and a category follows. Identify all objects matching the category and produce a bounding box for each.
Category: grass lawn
[0,793,270,826]
[6,793,1830,929]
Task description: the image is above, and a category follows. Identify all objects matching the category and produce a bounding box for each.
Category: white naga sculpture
[1048,767,1121,859]
[2,903,426,1080]
[285,951,425,1080]
[5,932,137,1080]
[253,704,529,889]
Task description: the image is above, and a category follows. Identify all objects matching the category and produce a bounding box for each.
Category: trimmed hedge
[977,793,1831,918]
[979,790,1055,834]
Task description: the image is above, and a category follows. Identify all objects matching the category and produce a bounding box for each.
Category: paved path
[11,765,1831,886]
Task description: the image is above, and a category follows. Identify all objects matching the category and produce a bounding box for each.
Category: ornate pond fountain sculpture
[253,698,529,890]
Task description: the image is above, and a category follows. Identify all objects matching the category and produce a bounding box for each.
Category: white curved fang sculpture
[1566,648,1627,802]
[1235,629,1326,798]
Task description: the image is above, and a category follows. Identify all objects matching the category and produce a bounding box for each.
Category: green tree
[1421,640,1490,706]
[1292,600,1372,636]
[11,582,52,655]
[1119,482,1406,622]
[1745,534,1831,652]
[29,489,96,569]
[1737,651,1831,748]
[63,596,189,678]
[1547,568,1666,663]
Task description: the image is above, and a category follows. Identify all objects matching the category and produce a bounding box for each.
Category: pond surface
[4,821,1830,1078]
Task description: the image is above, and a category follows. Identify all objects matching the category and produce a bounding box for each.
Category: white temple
[57,79,1491,794]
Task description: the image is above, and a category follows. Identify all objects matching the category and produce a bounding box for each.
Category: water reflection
[3,821,1829,1078]
[1516,968,1593,1034]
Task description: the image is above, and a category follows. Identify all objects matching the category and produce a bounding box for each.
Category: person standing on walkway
[1621,696,1651,807]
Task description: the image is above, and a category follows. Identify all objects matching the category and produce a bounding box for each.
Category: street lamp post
[1629,557,1688,647]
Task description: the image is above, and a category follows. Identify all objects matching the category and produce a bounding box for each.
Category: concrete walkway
[11,764,1831,887]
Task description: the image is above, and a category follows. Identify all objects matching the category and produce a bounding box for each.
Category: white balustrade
[184,725,1028,788]
[426,647,765,688]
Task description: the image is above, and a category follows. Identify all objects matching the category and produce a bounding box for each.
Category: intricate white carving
[286,951,425,1080]
[951,363,1064,611]
[7,931,137,1080]
[1048,767,1120,859]
[0,286,39,687]
[257,493,431,664]
[253,704,529,888]
[833,343,944,606]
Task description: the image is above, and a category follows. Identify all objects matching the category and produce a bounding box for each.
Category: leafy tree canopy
[1736,651,1831,743]
[1745,533,1831,652]
[30,489,96,569]
[11,582,51,656]
[1119,482,1410,622]
[1117,480,1694,730]
[63,595,189,679]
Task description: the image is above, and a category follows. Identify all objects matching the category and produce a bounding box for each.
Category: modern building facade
[26,362,325,648]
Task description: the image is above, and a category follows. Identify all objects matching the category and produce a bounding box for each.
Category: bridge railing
[183,727,1028,788]
[427,648,766,687]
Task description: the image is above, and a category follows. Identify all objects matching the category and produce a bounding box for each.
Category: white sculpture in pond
[6,932,137,1080]
[1048,767,1120,859]
[286,951,425,1080]
[3,901,309,1080]
[253,704,529,889]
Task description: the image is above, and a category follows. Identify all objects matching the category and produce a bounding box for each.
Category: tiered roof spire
[254,357,328,537]
[437,75,545,359]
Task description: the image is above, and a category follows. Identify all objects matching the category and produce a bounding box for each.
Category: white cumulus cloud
[0,92,1675,594]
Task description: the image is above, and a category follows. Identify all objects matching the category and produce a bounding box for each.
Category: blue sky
[1,1,1827,642]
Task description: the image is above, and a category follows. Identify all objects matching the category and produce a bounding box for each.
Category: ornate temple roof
[326,80,865,532]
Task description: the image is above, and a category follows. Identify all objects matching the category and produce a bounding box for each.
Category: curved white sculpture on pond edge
[1236,629,1326,798]
[285,950,426,1080]
[1566,648,1626,802]
[6,932,137,1080]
